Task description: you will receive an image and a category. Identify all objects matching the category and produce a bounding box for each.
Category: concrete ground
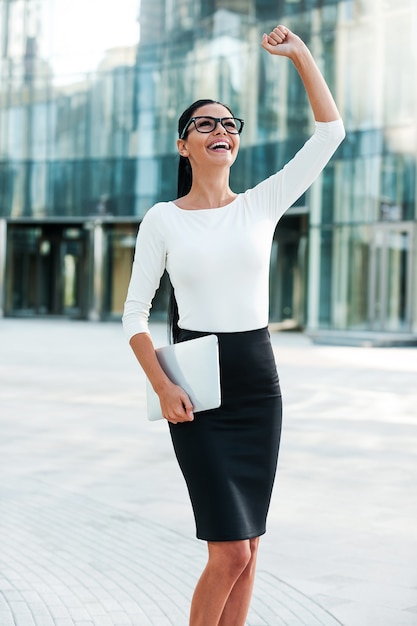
[0,318,416,626]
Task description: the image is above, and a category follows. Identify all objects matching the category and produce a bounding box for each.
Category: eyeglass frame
[179,116,245,140]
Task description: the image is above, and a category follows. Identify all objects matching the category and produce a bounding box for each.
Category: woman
[123,24,345,626]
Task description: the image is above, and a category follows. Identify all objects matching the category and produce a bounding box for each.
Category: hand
[158,381,194,424]
[261,25,306,59]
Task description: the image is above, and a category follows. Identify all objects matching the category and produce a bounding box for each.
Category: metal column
[88,220,105,321]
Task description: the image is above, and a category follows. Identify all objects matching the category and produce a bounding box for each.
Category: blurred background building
[0,0,416,341]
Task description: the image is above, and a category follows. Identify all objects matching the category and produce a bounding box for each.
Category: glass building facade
[0,0,416,338]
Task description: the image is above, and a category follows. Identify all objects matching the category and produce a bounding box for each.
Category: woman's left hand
[261,25,306,59]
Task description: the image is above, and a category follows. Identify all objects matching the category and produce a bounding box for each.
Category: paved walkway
[0,319,416,626]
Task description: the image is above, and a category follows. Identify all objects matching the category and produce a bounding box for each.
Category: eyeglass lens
[194,117,243,134]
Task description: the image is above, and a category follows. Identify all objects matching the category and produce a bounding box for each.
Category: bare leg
[218,537,260,626]
[189,540,252,626]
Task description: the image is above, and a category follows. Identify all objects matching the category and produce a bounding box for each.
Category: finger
[178,390,194,420]
[261,38,281,55]
[167,404,194,423]
[167,413,192,424]
[261,33,276,52]
[269,33,283,45]
[164,411,183,424]
[274,25,289,38]
[184,401,194,420]
[270,29,287,45]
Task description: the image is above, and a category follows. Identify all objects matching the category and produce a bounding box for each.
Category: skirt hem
[197,528,266,542]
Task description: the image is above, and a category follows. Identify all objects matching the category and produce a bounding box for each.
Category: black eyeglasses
[180,116,245,139]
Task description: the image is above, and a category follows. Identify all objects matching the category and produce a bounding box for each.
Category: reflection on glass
[1,0,416,331]
[347,229,370,329]
[104,227,137,317]
[6,225,87,317]
[370,226,412,332]
[386,230,409,331]
[63,253,76,311]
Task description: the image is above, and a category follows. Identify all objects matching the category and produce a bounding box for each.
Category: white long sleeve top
[122,119,345,341]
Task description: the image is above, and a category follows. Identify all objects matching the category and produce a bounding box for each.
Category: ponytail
[168,158,191,343]
[177,155,192,197]
[168,287,180,344]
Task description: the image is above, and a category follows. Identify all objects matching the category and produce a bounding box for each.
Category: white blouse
[122,119,345,341]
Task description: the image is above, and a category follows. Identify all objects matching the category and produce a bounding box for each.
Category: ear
[177,138,189,157]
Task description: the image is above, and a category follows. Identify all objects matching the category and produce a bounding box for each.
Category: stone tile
[0,611,16,626]
[334,601,417,626]
[1,319,416,626]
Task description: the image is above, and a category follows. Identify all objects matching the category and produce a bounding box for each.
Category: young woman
[123,24,345,626]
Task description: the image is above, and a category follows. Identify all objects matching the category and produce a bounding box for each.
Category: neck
[186,167,235,209]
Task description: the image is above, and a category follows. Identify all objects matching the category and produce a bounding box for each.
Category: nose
[214,120,227,134]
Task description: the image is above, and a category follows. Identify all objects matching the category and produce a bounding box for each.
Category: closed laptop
[146,334,221,421]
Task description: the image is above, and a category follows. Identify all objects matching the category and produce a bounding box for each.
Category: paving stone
[1,319,416,625]
[0,477,344,625]
[13,615,37,626]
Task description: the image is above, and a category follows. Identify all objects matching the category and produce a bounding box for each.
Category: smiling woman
[175,99,242,200]
[123,22,344,626]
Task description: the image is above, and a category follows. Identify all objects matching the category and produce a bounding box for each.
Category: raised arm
[261,25,341,123]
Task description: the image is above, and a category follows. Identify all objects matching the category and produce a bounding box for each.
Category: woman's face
[177,103,241,171]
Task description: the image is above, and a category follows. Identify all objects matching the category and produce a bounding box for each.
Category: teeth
[210,142,229,150]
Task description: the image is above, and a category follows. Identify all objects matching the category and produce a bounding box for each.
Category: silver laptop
[146,334,221,421]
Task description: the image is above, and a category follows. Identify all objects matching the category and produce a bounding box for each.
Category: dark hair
[169,99,235,343]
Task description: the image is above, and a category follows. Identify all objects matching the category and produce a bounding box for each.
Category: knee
[210,541,252,579]
[249,537,260,558]
[224,543,252,579]
[229,541,253,572]
[243,537,260,577]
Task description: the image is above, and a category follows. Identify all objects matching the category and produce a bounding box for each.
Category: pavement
[0,318,416,626]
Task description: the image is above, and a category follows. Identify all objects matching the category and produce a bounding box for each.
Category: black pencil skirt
[168,327,282,542]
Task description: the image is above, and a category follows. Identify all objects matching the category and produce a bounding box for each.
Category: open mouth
[208,141,231,151]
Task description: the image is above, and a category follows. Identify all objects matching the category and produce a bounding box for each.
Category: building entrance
[6,224,88,318]
[269,213,308,328]
[369,223,414,332]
